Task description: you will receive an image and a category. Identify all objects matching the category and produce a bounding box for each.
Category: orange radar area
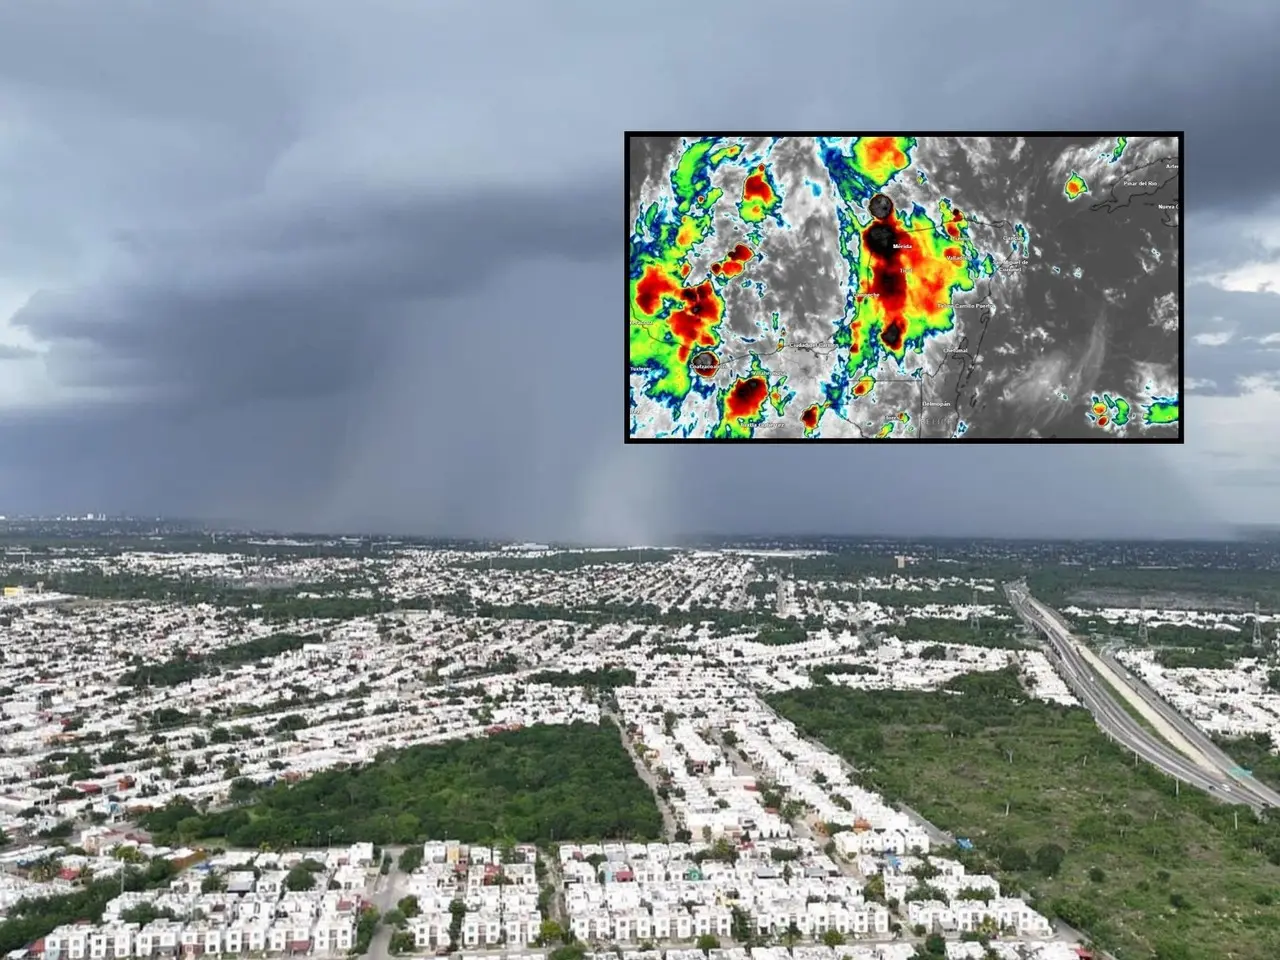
[712,243,755,278]
[852,209,975,363]
[739,165,779,223]
[633,265,725,364]
[712,374,771,438]
[852,137,914,186]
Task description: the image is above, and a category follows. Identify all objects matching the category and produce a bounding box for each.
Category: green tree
[1033,843,1065,877]
[781,922,802,947]
[284,866,315,891]
[388,931,417,955]
[821,929,846,947]
[398,846,424,872]
[536,920,565,946]
[200,872,225,893]
[695,934,720,954]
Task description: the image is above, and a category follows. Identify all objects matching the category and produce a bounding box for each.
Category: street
[605,709,679,839]
[1006,582,1276,811]
[365,847,407,960]
[1097,643,1280,809]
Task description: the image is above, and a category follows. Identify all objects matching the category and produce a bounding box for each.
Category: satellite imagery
[627,133,1183,441]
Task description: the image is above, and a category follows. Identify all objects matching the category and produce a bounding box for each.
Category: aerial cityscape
[3,6,1278,960]
[2,523,1280,960]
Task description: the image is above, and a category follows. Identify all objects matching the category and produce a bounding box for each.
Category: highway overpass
[1005,581,1278,813]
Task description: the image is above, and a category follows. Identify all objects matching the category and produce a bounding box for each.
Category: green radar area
[1102,136,1128,162]
[1144,397,1180,425]
[628,133,1181,441]
[1064,171,1089,200]
[1086,393,1130,429]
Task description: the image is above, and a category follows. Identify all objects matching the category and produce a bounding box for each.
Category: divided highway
[1005,581,1278,813]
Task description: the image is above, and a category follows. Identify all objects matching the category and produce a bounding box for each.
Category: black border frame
[624,130,1185,445]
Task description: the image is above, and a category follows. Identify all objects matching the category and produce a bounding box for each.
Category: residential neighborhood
[4,537,1269,960]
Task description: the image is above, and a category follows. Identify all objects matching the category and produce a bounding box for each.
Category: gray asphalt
[1097,643,1280,810]
[1005,582,1273,813]
[366,848,407,960]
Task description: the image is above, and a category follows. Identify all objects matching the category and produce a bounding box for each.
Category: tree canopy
[140,721,662,848]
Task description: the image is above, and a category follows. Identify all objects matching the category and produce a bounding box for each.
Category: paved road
[1098,644,1280,810]
[366,847,407,960]
[1006,582,1273,812]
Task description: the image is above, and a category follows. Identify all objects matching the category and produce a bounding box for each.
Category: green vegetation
[753,623,809,645]
[899,617,1026,649]
[139,722,662,848]
[118,632,319,688]
[0,861,176,955]
[1214,734,1280,792]
[1030,565,1280,610]
[778,551,1023,584]
[528,667,636,690]
[1076,619,1254,669]
[457,549,674,571]
[811,663,878,684]
[825,584,1000,607]
[442,596,821,636]
[769,668,1280,960]
[5,568,393,621]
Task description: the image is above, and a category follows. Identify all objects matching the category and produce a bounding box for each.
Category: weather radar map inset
[627,133,1183,441]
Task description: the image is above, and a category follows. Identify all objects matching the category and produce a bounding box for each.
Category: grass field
[769,668,1280,960]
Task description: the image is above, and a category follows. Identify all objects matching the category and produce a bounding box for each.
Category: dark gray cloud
[10,183,617,407]
[2,0,1278,539]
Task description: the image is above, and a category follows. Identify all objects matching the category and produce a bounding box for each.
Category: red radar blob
[666,280,723,363]
[801,405,820,430]
[725,377,768,420]
[743,169,775,204]
[635,265,680,315]
[860,213,925,353]
[691,351,719,378]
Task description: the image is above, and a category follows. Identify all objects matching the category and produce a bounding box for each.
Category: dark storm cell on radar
[865,223,897,257]
[868,193,893,220]
[691,350,719,378]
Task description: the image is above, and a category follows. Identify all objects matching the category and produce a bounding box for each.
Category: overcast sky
[1,0,1277,543]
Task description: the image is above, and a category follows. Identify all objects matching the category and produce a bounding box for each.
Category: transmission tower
[1254,602,1264,648]
[970,589,981,633]
[1137,597,1149,645]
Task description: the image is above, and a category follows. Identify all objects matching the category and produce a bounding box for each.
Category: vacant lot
[770,668,1280,960]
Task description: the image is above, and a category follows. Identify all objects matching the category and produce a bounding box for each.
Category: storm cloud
[2,0,1278,540]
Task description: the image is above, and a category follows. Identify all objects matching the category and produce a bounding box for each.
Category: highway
[1097,642,1280,810]
[1005,581,1275,813]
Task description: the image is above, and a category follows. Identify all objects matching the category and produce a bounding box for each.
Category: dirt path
[604,709,678,839]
